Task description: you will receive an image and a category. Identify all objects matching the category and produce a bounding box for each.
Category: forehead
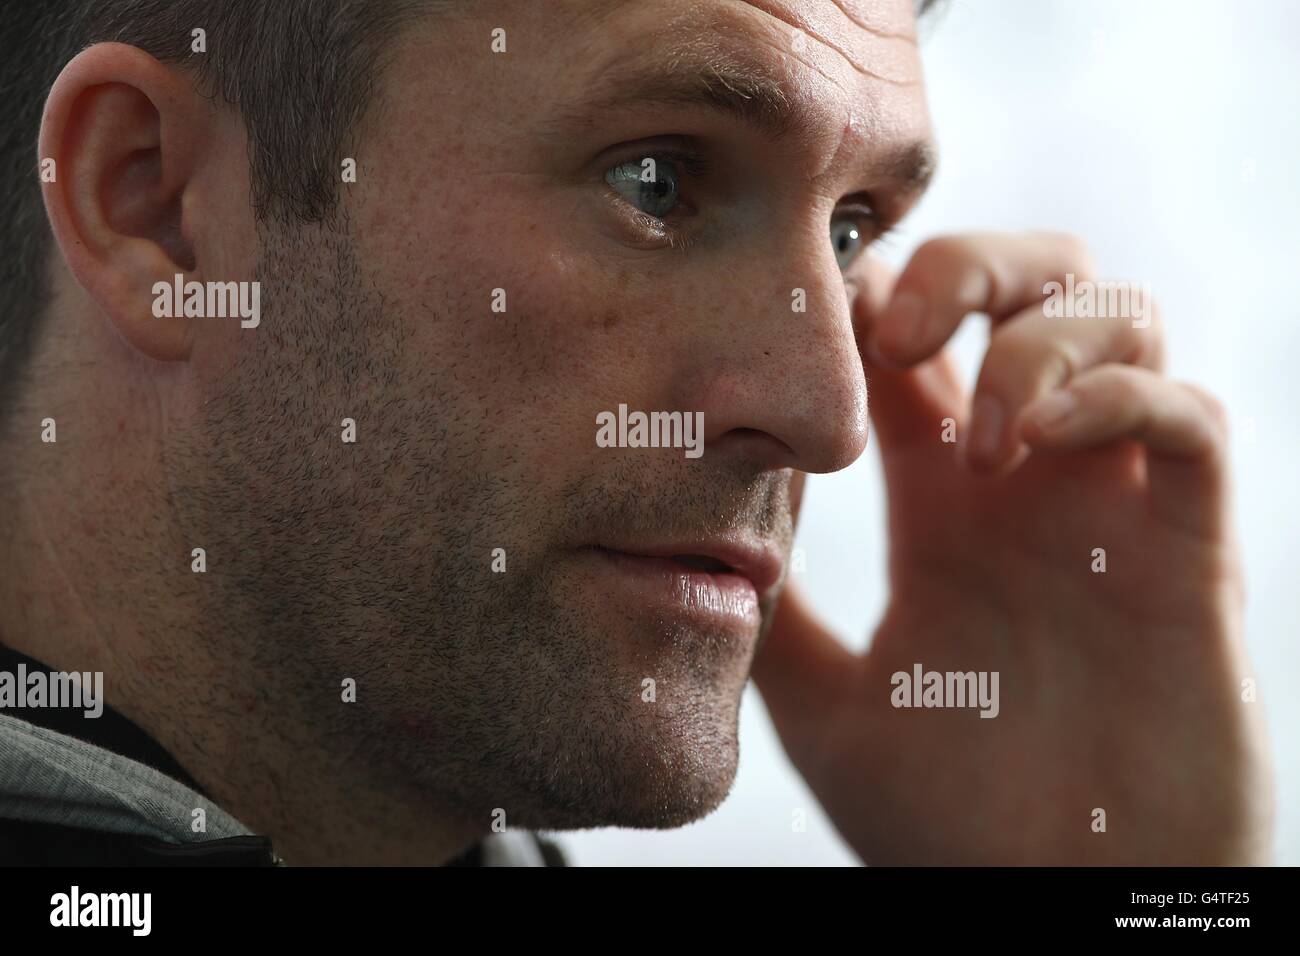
[579,0,926,79]
[547,0,931,168]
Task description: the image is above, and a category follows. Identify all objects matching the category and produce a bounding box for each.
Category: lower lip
[585,548,761,627]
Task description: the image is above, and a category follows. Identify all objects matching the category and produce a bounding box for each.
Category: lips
[589,538,783,598]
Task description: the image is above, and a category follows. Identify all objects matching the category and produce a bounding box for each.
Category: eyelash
[838,202,899,248]
[603,147,899,261]
[874,224,900,249]
[649,149,712,180]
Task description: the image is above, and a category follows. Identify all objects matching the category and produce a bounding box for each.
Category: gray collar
[0,711,253,843]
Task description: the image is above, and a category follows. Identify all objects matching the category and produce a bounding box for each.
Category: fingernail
[1027,390,1078,431]
[969,394,1004,463]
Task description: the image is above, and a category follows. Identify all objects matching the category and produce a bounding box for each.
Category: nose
[686,221,869,475]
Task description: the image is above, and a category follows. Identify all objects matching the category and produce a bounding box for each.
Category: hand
[752,233,1273,864]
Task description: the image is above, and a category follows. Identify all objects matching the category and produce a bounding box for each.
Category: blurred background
[560,0,1300,865]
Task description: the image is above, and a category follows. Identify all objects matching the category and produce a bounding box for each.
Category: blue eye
[605,158,680,219]
[830,217,864,271]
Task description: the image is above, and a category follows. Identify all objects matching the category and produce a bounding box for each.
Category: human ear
[39,42,210,361]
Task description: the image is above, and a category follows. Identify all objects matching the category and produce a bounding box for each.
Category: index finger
[867,231,1097,368]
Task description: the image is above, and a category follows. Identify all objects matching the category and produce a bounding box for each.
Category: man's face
[178,0,932,829]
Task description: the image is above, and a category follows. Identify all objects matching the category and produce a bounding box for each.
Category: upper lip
[595,536,784,596]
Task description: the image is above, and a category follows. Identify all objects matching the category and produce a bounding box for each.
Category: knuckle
[1175,381,1231,462]
[996,321,1078,380]
[1055,232,1096,277]
[1088,364,1146,406]
[1041,340,1081,384]
[1185,383,1230,431]
[1026,230,1095,279]
[1114,305,1164,366]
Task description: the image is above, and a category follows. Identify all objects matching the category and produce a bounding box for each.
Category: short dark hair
[0,0,429,417]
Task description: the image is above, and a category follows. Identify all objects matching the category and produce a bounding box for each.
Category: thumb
[751,583,858,755]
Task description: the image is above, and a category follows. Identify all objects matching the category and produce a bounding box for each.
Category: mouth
[578,533,784,631]
[583,546,765,626]
[589,537,783,596]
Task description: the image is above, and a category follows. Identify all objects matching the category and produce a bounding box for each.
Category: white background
[560,0,1300,865]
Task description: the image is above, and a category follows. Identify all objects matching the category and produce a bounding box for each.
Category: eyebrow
[572,57,804,141]
[880,138,939,194]
[552,54,938,197]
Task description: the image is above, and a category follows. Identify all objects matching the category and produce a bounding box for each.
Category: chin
[504,690,745,832]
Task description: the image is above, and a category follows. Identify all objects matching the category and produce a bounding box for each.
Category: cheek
[359,182,711,475]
